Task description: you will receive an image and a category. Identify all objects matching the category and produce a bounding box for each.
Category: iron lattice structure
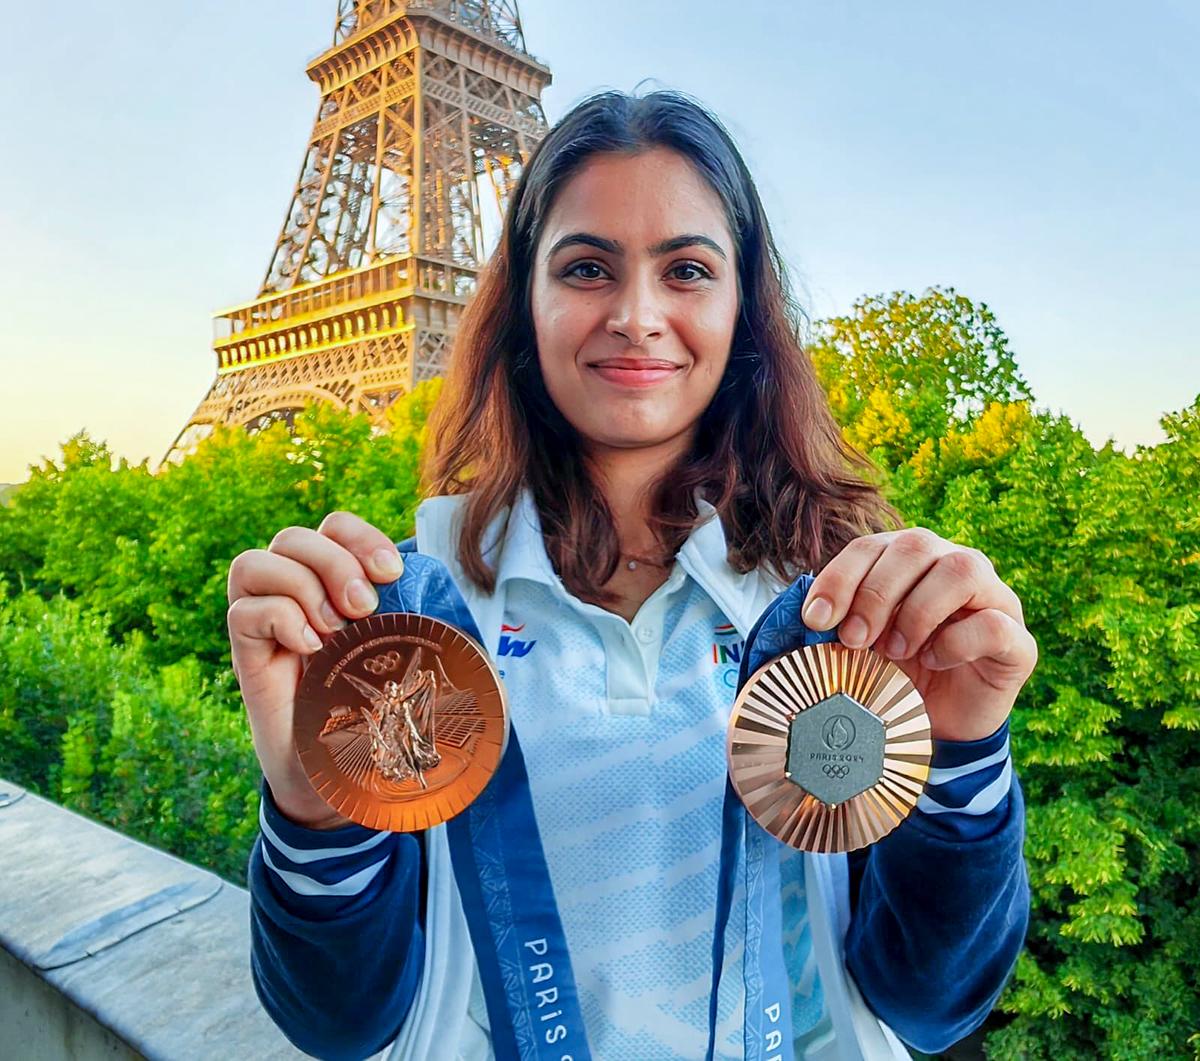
[165,0,551,463]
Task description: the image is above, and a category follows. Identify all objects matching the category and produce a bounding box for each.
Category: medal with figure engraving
[727,642,932,853]
[294,612,509,832]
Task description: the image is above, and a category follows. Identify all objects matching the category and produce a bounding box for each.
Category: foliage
[809,285,1033,467]
[0,378,443,670]
[1,294,1196,1056]
[0,584,259,881]
[0,379,442,881]
[818,289,1200,1058]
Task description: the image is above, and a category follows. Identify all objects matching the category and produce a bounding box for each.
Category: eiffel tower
[164,1,551,464]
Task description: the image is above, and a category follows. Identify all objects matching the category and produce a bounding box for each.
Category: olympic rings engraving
[363,650,403,675]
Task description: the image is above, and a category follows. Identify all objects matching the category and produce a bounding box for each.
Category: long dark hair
[423,88,900,605]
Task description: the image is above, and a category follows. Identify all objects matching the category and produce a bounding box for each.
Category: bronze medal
[294,612,508,832]
[727,642,931,853]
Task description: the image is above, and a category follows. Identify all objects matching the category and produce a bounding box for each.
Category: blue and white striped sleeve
[845,718,1028,1053]
[911,720,1014,842]
[255,777,395,916]
[247,777,426,1059]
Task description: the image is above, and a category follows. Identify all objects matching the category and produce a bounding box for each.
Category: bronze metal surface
[727,642,932,853]
[295,611,508,832]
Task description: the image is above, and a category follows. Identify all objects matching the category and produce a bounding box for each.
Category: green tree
[0,584,124,798]
[809,286,1034,467]
[0,431,139,596]
[817,289,1200,1057]
[0,383,442,671]
[0,383,447,881]
[0,581,259,881]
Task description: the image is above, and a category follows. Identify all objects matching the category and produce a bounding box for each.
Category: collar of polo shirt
[488,486,729,592]
[415,486,789,637]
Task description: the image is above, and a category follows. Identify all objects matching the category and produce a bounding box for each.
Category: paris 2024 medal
[294,612,509,832]
[727,642,932,853]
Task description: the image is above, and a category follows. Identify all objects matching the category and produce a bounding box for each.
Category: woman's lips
[589,364,682,387]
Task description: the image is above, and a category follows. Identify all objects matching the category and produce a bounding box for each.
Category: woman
[229,90,1034,1060]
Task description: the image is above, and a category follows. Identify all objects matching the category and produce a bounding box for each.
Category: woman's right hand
[227,511,406,830]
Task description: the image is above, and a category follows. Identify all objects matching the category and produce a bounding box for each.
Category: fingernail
[841,615,868,648]
[302,625,323,652]
[803,596,832,628]
[921,648,943,669]
[347,578,378,613]
[883,631,907,658]
[319,599,347,630]
[373,547,404,580]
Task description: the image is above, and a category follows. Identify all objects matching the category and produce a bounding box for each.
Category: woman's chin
[580,424,693,455]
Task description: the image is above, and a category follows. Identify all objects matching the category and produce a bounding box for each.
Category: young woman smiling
[229,90,1034,1060]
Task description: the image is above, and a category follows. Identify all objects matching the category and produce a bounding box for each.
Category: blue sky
[1,0,1196,482]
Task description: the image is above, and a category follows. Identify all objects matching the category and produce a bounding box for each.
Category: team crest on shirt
[713,622,744,690]
[712,622,744,665]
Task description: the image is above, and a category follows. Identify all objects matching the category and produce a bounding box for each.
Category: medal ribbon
[707,572,839,1061]
[386,552,833,1061]
[384,554,590,1061]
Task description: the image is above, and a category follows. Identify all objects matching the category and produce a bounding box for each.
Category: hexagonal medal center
[785,692,885,806]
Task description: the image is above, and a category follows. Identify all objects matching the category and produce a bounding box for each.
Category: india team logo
[712,622,743,664]
[713,622,743,688]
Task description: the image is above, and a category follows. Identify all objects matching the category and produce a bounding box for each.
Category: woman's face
[529,147,740,461]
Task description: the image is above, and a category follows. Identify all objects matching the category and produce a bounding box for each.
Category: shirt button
[636,624,656,645]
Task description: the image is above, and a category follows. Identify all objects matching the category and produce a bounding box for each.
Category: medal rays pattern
[729,642,931,852]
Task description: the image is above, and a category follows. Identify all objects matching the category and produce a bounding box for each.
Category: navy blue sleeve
[844,721,1029,1054]
[245,538,462,1060]
[248,778,426,1060]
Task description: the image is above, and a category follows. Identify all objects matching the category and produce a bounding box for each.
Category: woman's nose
[605,273,666,346]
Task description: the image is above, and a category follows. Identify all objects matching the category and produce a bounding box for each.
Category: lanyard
[708,573,838,1061]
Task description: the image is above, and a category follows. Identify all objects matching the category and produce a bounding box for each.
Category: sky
[1,0,1196,484]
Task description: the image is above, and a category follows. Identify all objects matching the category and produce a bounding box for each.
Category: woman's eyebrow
[545,232,727,261]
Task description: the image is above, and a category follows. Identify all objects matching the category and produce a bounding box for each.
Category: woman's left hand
[800,528,1038,742]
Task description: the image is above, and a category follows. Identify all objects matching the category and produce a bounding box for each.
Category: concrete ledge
[0,777,309,1060]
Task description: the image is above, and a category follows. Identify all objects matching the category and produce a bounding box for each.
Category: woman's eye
[565,261,606,281]
[670,262,713,282]
[562,260,713,282]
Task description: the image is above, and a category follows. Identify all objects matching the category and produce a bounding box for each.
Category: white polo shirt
[479,488,824,1059]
